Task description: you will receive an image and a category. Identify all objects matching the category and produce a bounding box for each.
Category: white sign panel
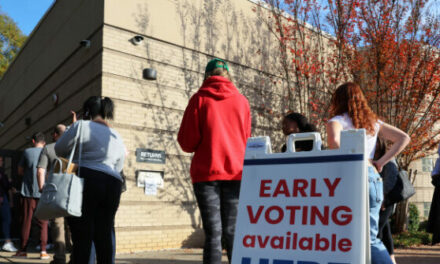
[232,131,369,264]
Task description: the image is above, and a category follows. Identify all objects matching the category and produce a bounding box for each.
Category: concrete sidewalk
[1,246,440,263]
[0,248,228,264]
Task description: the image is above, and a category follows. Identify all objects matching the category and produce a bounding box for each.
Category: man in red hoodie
[178,58,251,264]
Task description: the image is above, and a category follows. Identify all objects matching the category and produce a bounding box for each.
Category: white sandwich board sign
[232,130,369,264]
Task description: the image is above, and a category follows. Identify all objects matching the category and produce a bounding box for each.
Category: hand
[71,110,77,123]
[372,160,383,173]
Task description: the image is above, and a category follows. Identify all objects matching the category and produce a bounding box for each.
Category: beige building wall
[0,0,105,149]
[1,0,435,254]
[101,0,292,252]
[409,156,436,220]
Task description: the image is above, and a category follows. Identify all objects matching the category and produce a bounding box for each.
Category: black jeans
[68,167,121,264]
[193,180,241,264]
[378,204,394,255]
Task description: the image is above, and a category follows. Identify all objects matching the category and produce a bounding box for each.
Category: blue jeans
[368,166,393,264]
[0,194,11,239]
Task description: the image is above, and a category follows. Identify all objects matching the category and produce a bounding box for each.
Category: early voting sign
[232,130,369,264]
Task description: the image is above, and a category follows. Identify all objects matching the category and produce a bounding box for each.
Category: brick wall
[101,17,289,251]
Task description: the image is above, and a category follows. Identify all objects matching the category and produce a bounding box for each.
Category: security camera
[52,93,59,105]
[131,35,144,45]
[80,39,91,48]
[0,122,4,128]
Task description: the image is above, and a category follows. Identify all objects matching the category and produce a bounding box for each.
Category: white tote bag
[35,121,84,220]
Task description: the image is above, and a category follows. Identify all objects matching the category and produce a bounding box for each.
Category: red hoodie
[178,76,251,183]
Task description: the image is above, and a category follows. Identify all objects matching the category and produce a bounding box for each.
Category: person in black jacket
[428,144,440,245]
[0,156,18,252]
[374,138,398,264]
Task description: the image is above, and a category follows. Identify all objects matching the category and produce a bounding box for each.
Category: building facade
[0,0,434,253]
[0,0,291,252]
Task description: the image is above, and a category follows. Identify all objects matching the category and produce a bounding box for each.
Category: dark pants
[193,180,241,264]
[89,226,116,264]
[0,194,11,239]
[378,205,395,255]
[67,168,121,264]
[20,196,48,251]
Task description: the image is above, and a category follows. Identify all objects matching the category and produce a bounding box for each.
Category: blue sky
[0,0,54,35]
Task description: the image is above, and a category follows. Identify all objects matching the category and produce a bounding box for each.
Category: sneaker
[40,251,50,260]
[2,241,17,252]
[12,251,27,258]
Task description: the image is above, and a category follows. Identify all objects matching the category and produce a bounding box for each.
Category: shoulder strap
[78,122,83,177]
[66,121,83,175]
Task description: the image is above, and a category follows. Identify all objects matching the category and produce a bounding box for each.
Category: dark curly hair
[284,112,317,133]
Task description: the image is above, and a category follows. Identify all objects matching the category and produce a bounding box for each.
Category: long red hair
[329,82,378,135]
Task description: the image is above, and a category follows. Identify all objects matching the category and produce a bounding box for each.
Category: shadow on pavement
[117,259,202,264]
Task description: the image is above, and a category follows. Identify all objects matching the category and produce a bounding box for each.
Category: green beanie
[205,58,229,74]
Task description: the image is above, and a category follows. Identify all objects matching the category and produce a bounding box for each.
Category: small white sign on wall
[137,170,164,196]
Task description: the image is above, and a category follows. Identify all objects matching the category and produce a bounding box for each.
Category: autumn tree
[260,0,440,166]
[254,0,344,130]
[347,0,440,170]
[0,11,26,78]
[260,0,440,231]
[342,0,440,232]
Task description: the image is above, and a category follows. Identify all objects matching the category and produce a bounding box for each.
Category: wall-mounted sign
[136,148,166,164]
[136,170,164,196]
[136,170,164,188]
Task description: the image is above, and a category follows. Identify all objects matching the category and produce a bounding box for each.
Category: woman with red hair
[326,82,410,264]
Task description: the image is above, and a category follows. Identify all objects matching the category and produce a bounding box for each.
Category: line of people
[178,60,409,264]
[1,58,410,264]
[0,97,123,264]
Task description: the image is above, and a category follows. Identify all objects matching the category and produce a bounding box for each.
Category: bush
[393,230,432,248]
[390,203,432,248]
[408,203,420,232]
[419,220,429,232]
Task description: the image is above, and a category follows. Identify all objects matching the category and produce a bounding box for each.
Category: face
[282,119,299,136]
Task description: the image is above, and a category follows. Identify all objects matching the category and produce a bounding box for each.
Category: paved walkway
[0,248,228,264]
[1,246,439,263]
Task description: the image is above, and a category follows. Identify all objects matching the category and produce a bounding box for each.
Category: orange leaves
[259,0,440,168]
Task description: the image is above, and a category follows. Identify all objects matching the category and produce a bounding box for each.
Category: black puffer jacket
[0,168,10,198]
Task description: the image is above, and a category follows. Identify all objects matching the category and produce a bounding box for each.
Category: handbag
[54,157,78,174]
[385,169,416,206]
[35,121,84,220]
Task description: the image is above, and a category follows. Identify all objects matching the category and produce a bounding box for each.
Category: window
[424,202,432,218]
[422,158,434,172]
